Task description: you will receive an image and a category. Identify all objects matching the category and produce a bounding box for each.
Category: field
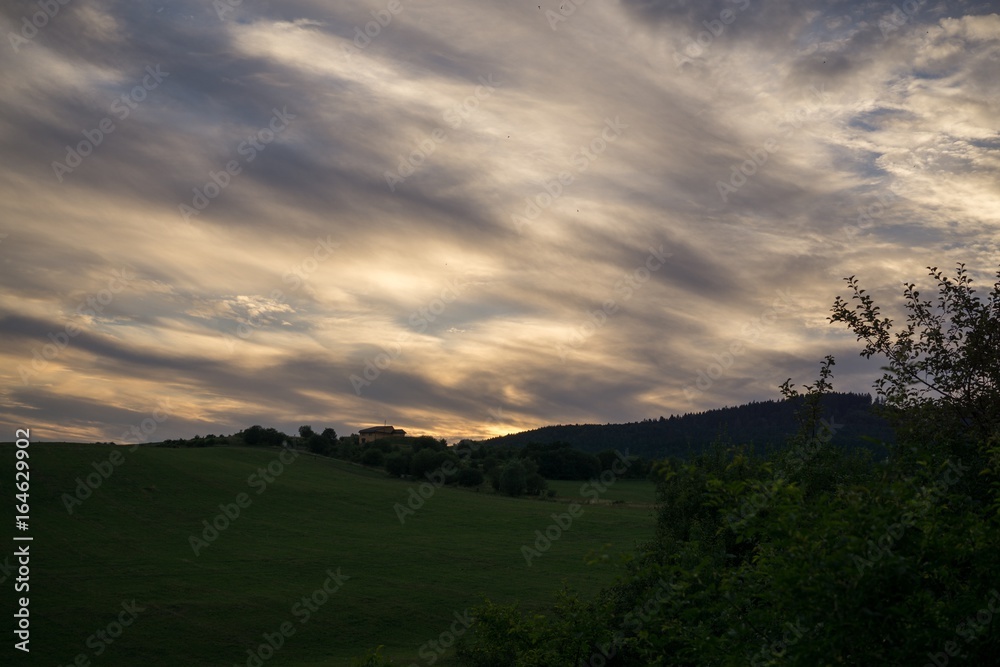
[544,478,658,505]
[3,444,655,666]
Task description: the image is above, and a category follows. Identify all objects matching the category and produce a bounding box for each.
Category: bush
[457,467,485,487]
[360,448,384,467]
[412,435,446,453]
[308,434,331,456]
[334,441,359,461]
[385,452,411,478]
[525,472,547,496]
[241,425,288,448]
[499,460,527,497]
[457,591,612,667]
[410,448,448,479]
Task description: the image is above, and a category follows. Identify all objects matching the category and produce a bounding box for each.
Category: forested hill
[481,392,894,459]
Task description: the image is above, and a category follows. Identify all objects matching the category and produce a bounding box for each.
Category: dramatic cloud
[1,0,998,442]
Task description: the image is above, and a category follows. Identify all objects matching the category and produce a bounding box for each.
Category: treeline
[347,436,649,496]
[481,391,895,459]
[155,423,649,494]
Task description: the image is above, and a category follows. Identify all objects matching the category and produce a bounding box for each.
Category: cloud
[1,1,997,442]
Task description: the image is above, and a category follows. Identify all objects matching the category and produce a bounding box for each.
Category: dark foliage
[481,392,894,459]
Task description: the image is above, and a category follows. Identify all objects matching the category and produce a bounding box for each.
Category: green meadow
[544,478,657,505]
[5,443,655,666]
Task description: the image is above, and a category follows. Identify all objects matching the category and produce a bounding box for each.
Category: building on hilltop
[359,425,406,444]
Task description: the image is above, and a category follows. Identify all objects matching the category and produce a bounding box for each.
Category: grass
[4,443,655,666]
[544,478,658,505]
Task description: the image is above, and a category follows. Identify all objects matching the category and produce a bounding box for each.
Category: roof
[359,425,396,434]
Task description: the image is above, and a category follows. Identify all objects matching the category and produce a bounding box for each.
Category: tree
[779,354,836,442]
[412,435,445,452]
[457,467,485,487]
[299,425,316,440]
[263,428,288,447]
[360,448,384,467]
[485,458,502,491]
[830,263,1000,448]
[499,460,527,497]
[525,472,547,496]
[242,425,265,446]
[385,452,411,478]
[410,448,448,479]
[308,434,330,456]
[334,440,359,462]
[522,443,601,480]
[596,449,620,472]
[321,427,338,443]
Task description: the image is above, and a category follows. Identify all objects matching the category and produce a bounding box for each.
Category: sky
[1,0,998,444]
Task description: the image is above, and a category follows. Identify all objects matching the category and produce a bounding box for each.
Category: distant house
[359,425,406,444]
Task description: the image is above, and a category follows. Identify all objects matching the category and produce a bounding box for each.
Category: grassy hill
[2,443,654,666]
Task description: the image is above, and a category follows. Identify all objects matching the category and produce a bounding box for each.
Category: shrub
[525,472,547,496]
[384,452,411,478]
[457,467,485,487]
[499,460,527,497]
[308,434,331,456]
[360,448,384,467]
[411,448,448,479]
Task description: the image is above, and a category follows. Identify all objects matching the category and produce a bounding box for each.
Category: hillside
[3,443,653,666]
[481,392,894,458]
